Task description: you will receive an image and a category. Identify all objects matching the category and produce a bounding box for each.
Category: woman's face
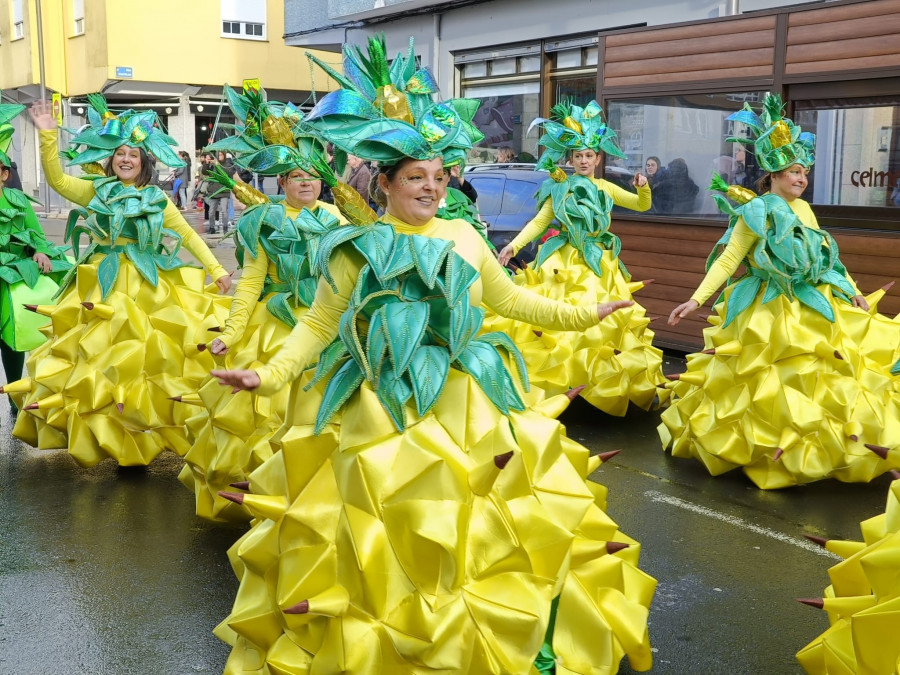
[380,157,446,227]
[280,168,322,209]
[571,149,601,177]
[111,145,143,183]
[770,164,809,201]
[218,152,226,162]
[645,159,659,176]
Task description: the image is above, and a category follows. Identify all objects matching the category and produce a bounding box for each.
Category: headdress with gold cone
[726,94,815,173]
[530,99,625,173]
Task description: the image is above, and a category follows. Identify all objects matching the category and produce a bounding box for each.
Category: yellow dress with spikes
[9,130,231,467]
[797,474,900,674]
[483,177,666,416]
[216,214,657,675]
[659,198,900,488]
[178,201,348,523]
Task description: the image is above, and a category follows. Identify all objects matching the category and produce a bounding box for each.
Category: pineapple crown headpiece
[0,92,26,168]
[65,93,184,168]
[530,99,624,173]
[302,34,484,167]
[203,82,328,178]
[726,94,815,174]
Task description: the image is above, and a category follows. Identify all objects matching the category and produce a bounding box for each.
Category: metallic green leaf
[448,300,484,361]
[442,252,479,308]
[97,251,120,300]
[124,244,158,287]
[314,358,365,434]
[383,302,429,377]
[375,364,412,431]
[723,274,762,327]
[794,281,834,322]
[455,340,524,415]
[408,345,450,417]
[306,339,350,391]
[409,233,453,289]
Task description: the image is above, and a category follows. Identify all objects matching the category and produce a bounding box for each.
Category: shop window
[605,92,769,217]
[555,77,595,109]
[462,82,540,165]
[795,102,900,210]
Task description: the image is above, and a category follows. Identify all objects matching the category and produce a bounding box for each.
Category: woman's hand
[669,299,699,325]
[597,300,634,320]
[211,369,260,392]
[498,244,515,266]
[209,338,228,355]
[851,295,870,311]
[27,101,58,131]
[633,172,648,188]
[32,252,52,273]
[215,275,232,293]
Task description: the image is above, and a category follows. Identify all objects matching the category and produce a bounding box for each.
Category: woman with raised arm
[208,36,656,675]
[6,96,232,467]
[490,100,665,416]
[661,94,900,489]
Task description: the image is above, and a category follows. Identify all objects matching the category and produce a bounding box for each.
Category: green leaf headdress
[65,93,184,168]
[726,94,815,173]
[0,92,26,168]
[304,34,484,165]
[530,98,625,173]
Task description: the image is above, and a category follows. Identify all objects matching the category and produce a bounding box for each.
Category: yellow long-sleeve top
[254,212,603,395]
[39,129,227,282]
[218,201,347,348]
[508,177,651,255]
[691,197,859,306]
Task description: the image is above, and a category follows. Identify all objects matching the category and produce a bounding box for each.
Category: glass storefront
[462,82,541,165]
[606,92,767,216]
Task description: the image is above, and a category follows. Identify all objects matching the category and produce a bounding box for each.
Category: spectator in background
[651,157,699,214]
[497,146,516,164]
[4,161,23,190]
[447,160,478,203]
[346,154,371,206]
[319,144,335,205]
[644,156,664,188]
[173,150,191,209]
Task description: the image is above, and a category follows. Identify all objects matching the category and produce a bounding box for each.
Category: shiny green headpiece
[304,34,484,166]
[66,93,184,168]
[0,93,26,168]
[726,94,815,173]
[531,99,624,173]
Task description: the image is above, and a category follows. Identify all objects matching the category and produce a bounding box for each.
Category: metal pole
[34,0,51,212]
[725,0,740,16]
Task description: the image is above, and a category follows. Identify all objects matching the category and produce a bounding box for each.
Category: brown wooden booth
[594,0,900,351]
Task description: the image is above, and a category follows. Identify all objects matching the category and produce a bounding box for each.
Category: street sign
[115,66,133,79]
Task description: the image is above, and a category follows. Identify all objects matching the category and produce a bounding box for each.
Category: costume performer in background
[210,36,656,675]
[491,100,665,416]
[662,95,900,489]
[796,471,900,673]
[6,96,231,467]
[176,84,354,522]
[0,99,72,412]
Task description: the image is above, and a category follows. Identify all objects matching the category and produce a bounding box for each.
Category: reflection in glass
[462,83,540,164]
[607,92,767,216]
[796,106,900,208]
[555,77,596,109]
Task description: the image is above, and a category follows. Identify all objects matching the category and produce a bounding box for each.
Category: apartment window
[12,0,24,40]
[221,0,266,40]
[71,0,84,35]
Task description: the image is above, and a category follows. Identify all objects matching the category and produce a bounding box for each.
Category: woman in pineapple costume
[209,36,656,675]
[663,95,900,489]
[7,97,232,467]
[0,99,72,408]
[796,471,900,673]
[492,100,664,416]
[176,84,360,522]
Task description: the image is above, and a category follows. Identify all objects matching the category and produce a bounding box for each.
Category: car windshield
[467,175,504,215]
[501,179,538,214]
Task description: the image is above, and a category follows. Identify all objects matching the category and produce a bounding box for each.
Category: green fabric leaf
[338,306,368,378]
[533,234,568,270]
[448,300,484,361]
[409,234,453,289]
[794,281,835,322]
[819,269,855,298]
[407,345,450,417]
[477,331,530,392]
[366,306,389,383]
[306,340,350,390]
[265,292,297,328]
[0,266,22,283]
[12,258,40,288]
[723,274,762,327]
[761,280,781,304]
[316,224,367,291]
[456,340,524,415]
[383,302,429,377]
[314,358,365,434]
[236,203,268,254]
[295,277,318,308]
[124,244,158,286]
[442,253,479,308]
[740,198,768,237]
[97,251,120,300]
[375,364,412,431]
[353,226,396,284]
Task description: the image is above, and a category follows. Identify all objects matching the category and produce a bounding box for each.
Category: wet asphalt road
[1,351,893,675]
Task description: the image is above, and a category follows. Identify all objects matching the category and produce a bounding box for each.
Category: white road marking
[644,490,841,559]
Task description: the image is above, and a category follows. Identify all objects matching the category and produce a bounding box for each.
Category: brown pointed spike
[168,395,183,402]
[533,330,543,338]
[834,350,843,360]
[773,448,785,461]
[882,280,895,293]
[666,373,682,381]
[229,481,250,491]
[606,541,630,554]
[613,348,621,355]
[197,343,207,352]
[642,278,655,286]
[207,326,223,332]
[566,385,587,401]
[849,435,859,442]
[598,449,621,463]
[116,403,124,414]
[796,598,825,609]
[218,491,245,505]
[866,444,890,460]
[81,302,95,310]
[803,534,828,548]
[647,316,661,323]
[24,402,39,410]
[284,600,310,615]
[494,451,514,470]
[656,383,668,389]
[890,470,900,481]
[23,304,38,313]
[701,348,716,355]
[552,269,559,274]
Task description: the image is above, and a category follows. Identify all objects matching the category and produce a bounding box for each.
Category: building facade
[0,0,339,202]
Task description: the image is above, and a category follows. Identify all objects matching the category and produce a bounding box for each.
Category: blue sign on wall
[115,66,133,79]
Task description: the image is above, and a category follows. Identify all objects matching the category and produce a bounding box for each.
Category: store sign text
[849,168,898,188]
